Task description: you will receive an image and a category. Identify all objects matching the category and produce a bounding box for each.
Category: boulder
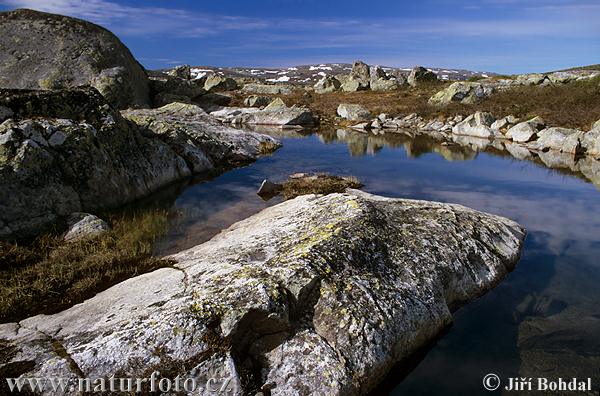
[429,82,494,105]
[243,95,271,107]
[452,112,496,138]
[341,79,366,92]
[0,9,150,109]
[506,117,545,143]
[63,213,111,242]
[148,71,205,105]
[337,104,372,121]
[153,92,192,107]
[314,76,342,94]
[210,103,317,127]
[195,92,232,111]
[0,88,279,240]
[581,127,600,157]
[593,119,600,130]
[350,60,371,87]
[123,103,281,171]
[528,127,583,154]
[166,65,192,80]
[491,115,519,132]
[263,97,287,110]
[242,83,293,95]
[0,190,525,395]
[256,179,283,200]
[408,66,438,86]
[516,73,549,86]
[370,78,401,91]
[204,74,238,92]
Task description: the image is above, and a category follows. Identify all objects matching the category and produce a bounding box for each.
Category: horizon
[0,0,599,75]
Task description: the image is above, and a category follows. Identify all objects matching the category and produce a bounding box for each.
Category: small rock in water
[257,179,283,200]
[64,213,111,242]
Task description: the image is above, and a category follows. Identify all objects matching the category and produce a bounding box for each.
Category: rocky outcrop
[429,82,494,105]
[342,61,371,91]
[408,66,438,86]
[528,127,583,154]
[147,71,205,107]
[452,112,496,138]
[314,76,342,94]
[204,74,238,92]
[0,190,525,395]
[506,117,546,143]
[242,83,293,95]
[0,89,279,239]
[210,102,317,127]
[337,104,372,122]
[581,125,600,156]
[0,9,150,109]
[244,95,271,107]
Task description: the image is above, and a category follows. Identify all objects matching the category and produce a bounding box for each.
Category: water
[153,129,600,394]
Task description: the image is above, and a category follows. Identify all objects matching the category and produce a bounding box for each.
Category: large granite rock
[506,117,546,143]
[0,9,150,109]
[581,122,600,157]
[204,74,238,92]
[408,66,438,87]
[528,127,583,154]
[148,71,205,107]
[452,112,496,138]
[242,83,293,95]
[123,102,281,171]
[210,103,317,126]
[341,61,371,92]
[0,89,279,239]
[429,82,494,105]
[314,76,342,94]
[0,190,525,395]
[337,103,372,121]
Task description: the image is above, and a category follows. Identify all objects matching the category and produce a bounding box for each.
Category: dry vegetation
[0,210,173,323]
[282,174,363,200]
[232,75,600,130]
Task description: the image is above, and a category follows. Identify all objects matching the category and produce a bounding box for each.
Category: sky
[0,0,599,74]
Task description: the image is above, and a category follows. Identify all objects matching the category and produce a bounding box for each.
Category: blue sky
[1,0,599,74]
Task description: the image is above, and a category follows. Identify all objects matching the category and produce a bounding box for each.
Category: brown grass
[0,210,173,323]
[232,76,600,130]
[282,174,363,200]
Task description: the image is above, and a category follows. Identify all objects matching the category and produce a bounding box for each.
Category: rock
[0,9,150,109]
[244,95,271,107]
[408,66,438,86]
[349,60,371,87]
[314,76,342,94]
[341,79,365,92]
[337,104,372,121]
[581,127,600,157]
[0,190,525,395]
[153,92,192,107]
[506,117,545,143]
[350,122,372,131]
[528,127,583,154]
[0,88,279,240]
[123,103,281,171]
[491,115,518,132]
[0,105,13,123]
[370,78,401,91]
[264,97,287,110]
[148,71,205,105]
[429,82,494,105]
[593,119,600,130]
[204,74,238,92]
[516,73,549,86]
[242,83,293,95]
[257,179,283,199]
[166,64,192,80]
[452,112,496,138]
[63,213,111,242]
[195,92,232,111]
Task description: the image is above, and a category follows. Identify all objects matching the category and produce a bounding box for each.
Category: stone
[0,190,525,395]
[0,105,13,123]
[195,93,232,111]
[529,127,583,154]
[452,112,496,138]
[314,76,342,94]
[204,74,238,92]
[408,66,438,86]
[166,64,192,80]
[0,88,279,239]
[349,60,371,87]
[263,97,287,110]
[148,72,205,105]
[257,179,283,199]
[337,104,372,121]
[593,119,600,130]
[429,82,494,105]
[341,79,364,92]
[506,117,546,143]
[244,95,271,107]
[581,128,600,157]
[370,78,401,91]
[242,83,293,95]
[211,103,317,127]
[64,213,111,242]
[0,9,150,108]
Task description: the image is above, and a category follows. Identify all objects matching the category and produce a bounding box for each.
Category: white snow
[287,67,298,71]
[309,65,333,71]
[267,76,291,82]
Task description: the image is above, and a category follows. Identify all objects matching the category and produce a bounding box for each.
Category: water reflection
[143,127,600,395]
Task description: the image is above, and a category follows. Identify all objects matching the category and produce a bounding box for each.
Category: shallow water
[153,129,600,394]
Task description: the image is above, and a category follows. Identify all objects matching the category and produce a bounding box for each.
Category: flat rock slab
[0,191,525,395]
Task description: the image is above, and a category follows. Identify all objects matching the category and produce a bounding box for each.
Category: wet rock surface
[0,190,525,395]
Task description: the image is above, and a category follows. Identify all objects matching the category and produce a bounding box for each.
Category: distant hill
[182,63,498,85]
[557,64,600,72]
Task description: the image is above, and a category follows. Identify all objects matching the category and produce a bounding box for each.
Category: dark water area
[152,128,600,395]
